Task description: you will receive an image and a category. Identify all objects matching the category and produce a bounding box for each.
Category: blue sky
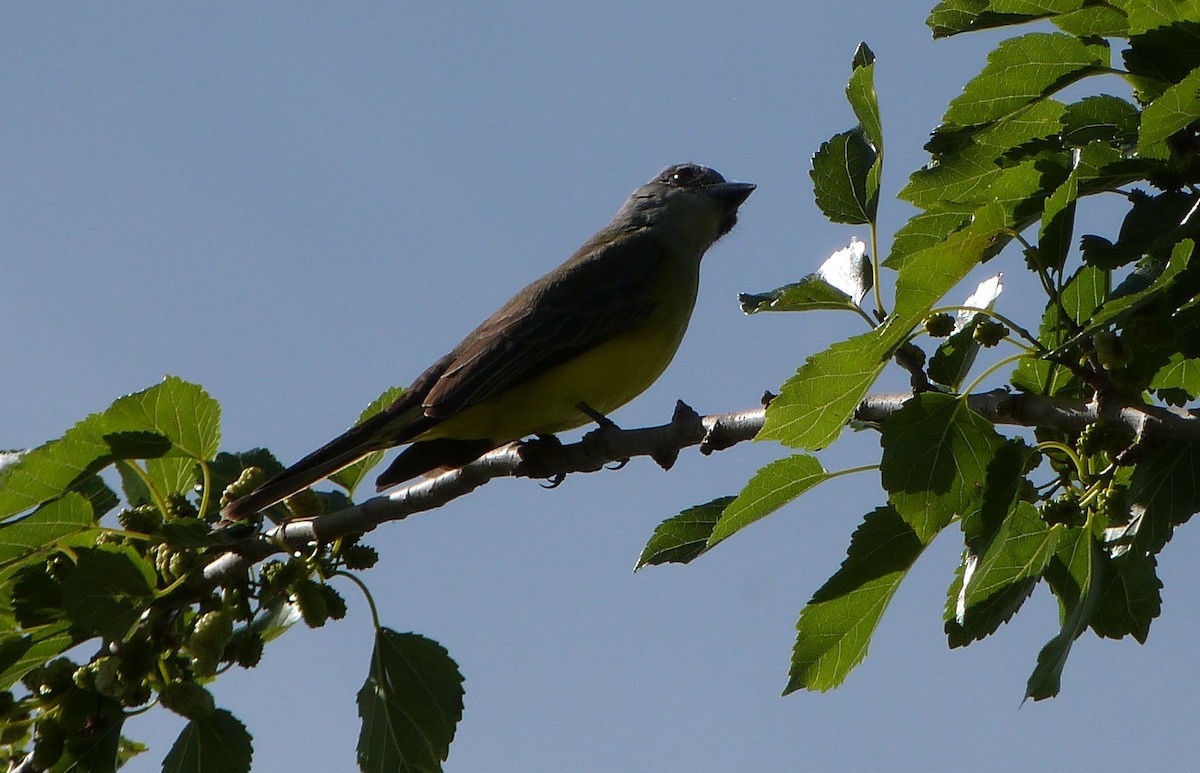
[5,4,1199,772]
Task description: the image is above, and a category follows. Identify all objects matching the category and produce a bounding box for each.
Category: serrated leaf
[1013,264,1107,395]
[892,201,1010,327]
[0,493,96,571]
[1062,95,1140,147]
[946,556,1038,647]
[331,386,406,495]
[742,239,872,314]
[944,33,1109,127]
[357,629,464,773]
[1114,0,1200,36]
[0,622,74,690]
[1082,191,1197,270]
[162,709,254,773]
[1138,65,1200,158]
[928,0,1084,37]
[901,98,1066,209]
[965,502,1062,606]
[1091,552,1161,642]
[811,127,878,225]
[710,455,829,547]
[1051,4,1129,36]
[106,376,221,461]
[1150,353,1200,399]
[785,507,925,693]
[880,393,1004,542]
[1128,438,1200,555]
[884,208,972,271]
[62,546,156,641]
[636,497,732,570]
[759,327,895,450]
[847,42,883,155]
[1029,525,1102,700]
[54,694,126,773]
[928,274,1004,390]
[1069,238,1192,345]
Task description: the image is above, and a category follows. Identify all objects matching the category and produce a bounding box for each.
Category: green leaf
[62,546,156,641]
[1138,65,1200,159]
[0,493,95,568]
[880,393,1004,542]
[943,33,1109,127]
[1029,525,1103,700]
[928,0,1085,37]
[1091,553,1161,642]
[0,623,74,690]
[1013,264,1107,395]
[847,42,883,155]
[54,693,126,773]
[785,507,925,693]
[946,562,1038,647]
[1128,438,1200,555]
[811,127,878,225]
[106,376,221,461]
[331,386,406,495]
[710,455,830,547]
[900,98,1066,210]
[1113,0,1200,35]
[1070,238,1192,345]
[162,709,254,773]
[892,201,1010,327]
[0,377,220,518]
[1150,353,1200,399]
[1052,4,1130,36]
[1082,191,1197,270]
[965,502,1062,607]
[1061,95,1140,148]
[357,629,464,773]
[759,327,895,450]
[739,276,860,315]
[883,208,972,271]
[635,497,732,570]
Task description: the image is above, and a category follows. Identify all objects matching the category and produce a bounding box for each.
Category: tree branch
[199,390,1199,588]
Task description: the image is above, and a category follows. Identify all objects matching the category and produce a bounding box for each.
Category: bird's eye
[671,166,700,185]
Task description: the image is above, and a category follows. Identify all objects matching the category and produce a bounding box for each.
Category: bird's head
[626,164,755,245]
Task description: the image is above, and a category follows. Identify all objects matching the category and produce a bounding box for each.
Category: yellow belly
[418,267,699,441]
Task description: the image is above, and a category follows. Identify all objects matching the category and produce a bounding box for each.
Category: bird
[221,163,754,520]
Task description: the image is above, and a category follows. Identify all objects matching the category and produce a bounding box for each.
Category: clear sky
[4,3,1198,772]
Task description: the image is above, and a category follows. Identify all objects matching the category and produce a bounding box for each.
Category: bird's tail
[219,407,410,520]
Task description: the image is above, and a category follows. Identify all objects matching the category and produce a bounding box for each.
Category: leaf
[785,507,925,693]
[811,127,878,225]
[162,709,254,773]
[0,493,95,568]
[1082,191,1197,270]
[331,386,406,495]
[880,393,1004,543]
[357,629,464,773]
[846,43,883,155]
[1150,353,1200,399]
[740,238,872,314]
[1138,65,1200,159]
[0,377,220,518]
[0,623,74,690]
[946,559,1038,647]
[884,208,972,271]
[1128,438,1200,555]
[1112,0,1200,35]
[1070,238,1192,346]
[927,274,1004,390]
[1012,264,1108,396]
[1090,553,1161,642]
[759,327,895,450]
[1029,526,1103,700]
[710,455,830,547]
[928,0,1086,38]
[54,694,126,773]
[62,546,156,641]
[635,497,732,570]
[1051,4,1130,37]
[901,98,1066,210]
[1061,95,1140,148]
[106,376,221,461]
[943,33,1109,127]
[964,502,1062,607]
[892,201,1010,328]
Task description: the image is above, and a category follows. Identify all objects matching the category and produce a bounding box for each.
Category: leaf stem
[335,570,382,632]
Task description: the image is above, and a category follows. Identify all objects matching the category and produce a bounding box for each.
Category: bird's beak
[705,181,756,207]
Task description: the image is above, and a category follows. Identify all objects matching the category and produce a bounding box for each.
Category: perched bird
[222,163,754,519]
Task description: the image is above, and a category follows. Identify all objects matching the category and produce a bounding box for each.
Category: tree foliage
[3,1,1200,768]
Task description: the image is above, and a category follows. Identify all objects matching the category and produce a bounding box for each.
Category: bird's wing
[422,231,663,418]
